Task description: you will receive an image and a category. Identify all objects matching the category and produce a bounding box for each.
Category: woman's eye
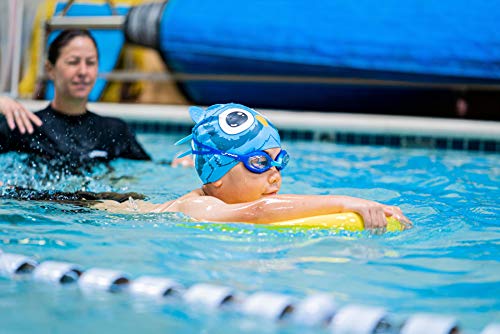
[218,108,255,134]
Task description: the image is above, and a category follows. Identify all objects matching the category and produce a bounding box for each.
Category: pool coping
[19,99,500,152]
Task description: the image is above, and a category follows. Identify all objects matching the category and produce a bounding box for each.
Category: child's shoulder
[153,188,206,213]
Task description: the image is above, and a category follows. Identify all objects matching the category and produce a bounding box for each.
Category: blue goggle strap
[191,139,240,160]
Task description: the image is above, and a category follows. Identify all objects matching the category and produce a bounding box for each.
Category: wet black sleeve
[114,120,151,160]
[0,117,17,153]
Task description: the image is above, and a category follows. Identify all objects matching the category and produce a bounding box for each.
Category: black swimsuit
[0,104,150,165]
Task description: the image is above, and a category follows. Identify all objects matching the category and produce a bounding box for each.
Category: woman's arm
[167,194,411,228]
[93,198,162,213]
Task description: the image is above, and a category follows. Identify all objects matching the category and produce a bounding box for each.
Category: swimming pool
[1,132,499,333]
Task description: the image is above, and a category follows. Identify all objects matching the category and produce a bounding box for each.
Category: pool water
[1,133,499,333]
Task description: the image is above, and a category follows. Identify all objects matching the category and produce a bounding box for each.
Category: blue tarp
[159,0,500,80]
[156,0,500,111]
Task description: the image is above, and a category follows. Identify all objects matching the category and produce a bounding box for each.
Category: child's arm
[166,194,411,229]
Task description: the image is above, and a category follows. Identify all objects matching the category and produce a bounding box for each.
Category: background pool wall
[4,249,496,334]
[20,100,500,153]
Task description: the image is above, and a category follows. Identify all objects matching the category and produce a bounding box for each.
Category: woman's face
[47,36,98,102]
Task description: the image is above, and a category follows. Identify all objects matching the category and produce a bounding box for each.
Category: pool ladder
[1,250,498,334]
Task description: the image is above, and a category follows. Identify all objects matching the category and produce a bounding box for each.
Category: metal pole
[35,5,47,99]
[0,0,14,93]
[46,16,125,31]
[9,0,23,98]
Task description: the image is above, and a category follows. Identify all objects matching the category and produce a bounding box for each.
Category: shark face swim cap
[176,103,281,184]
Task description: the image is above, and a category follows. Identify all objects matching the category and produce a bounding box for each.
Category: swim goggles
[191,138,289,174]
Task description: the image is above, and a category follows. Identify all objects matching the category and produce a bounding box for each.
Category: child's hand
[344,199,387,229]
[382,205,413,229]
[341,197,411,229]
[171,154,194,167]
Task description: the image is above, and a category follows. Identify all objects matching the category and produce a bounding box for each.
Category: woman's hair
[47,29,99,65]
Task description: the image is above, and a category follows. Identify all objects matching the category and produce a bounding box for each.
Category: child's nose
[268,167,281,184]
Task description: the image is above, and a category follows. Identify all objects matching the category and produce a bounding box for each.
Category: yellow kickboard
[269,212,402,232]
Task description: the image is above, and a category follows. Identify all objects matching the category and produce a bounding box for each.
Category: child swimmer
[95,103,412,229]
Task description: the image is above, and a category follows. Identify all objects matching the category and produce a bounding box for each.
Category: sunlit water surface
[1,133,499,333]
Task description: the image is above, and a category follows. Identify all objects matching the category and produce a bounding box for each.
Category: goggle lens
[248,155,270,170]
[276,150,290,170]
[244,150,289,173]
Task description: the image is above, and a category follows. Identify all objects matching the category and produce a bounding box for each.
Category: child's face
[216,148,283,204]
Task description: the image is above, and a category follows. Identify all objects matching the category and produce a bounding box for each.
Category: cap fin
[176,150,192,158]
[174,134,193,146]
[189,106,205,123]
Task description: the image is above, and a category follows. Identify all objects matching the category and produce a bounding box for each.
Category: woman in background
[0,29,151,165]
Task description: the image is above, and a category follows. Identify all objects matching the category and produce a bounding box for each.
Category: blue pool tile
[388,136,401,147]
[436,138,448,149]
[467,140,480,151]
[484,141,497,152]
[452,139,465,150]
[374,135,385,146]
[345,133,356,144]
[360,134,370,145]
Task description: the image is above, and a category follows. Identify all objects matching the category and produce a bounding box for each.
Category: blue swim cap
[176,103,281,184]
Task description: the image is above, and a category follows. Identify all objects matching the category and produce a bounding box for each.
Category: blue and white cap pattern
[177,103,281,184]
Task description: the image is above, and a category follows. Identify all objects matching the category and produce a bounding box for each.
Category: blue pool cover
[153,0,500,111]
[159,0,500,80]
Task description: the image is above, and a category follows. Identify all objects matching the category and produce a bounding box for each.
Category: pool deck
[20,100,500,150]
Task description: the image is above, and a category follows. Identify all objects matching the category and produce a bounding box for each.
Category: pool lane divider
[0,250,496,334]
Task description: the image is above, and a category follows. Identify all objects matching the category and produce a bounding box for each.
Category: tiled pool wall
[129,121,500,153]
